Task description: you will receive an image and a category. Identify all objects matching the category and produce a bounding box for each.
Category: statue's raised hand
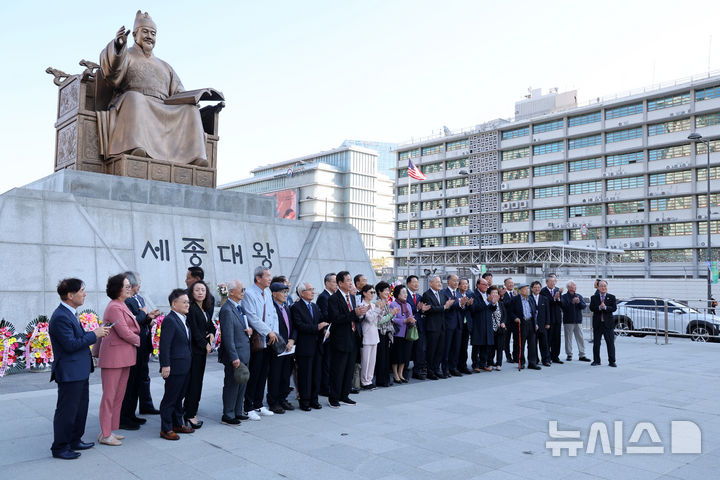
[115,26,129,50]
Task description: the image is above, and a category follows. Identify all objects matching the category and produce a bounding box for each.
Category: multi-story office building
[341,140,398,179]
[221,144,394,263]
[394,73,720,280]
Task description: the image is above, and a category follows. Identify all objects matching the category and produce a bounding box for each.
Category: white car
[613,298,720,342]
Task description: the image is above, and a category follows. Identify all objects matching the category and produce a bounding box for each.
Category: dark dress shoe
[173,425,194,434]
[426,373,438,380]
[411,373,426,380]
[270,404,285,414]
[350,388,360,395]
[340,397,356,405]
[70,441,94,450]
[236,414,249,421]
[566,356,572,361]
[609,362,617,367]
[119,422,140,430]
[185,418,203,429]
[160,430,179,440]
[300,405,312,412]
[552,358,564,364]
[53,450,81,460]
[310,402,323,410]
[139,408,160,415]
[328,399,341,408]
[131,416,147,425]
[450,370,463,377]
[579,357,591,362]
[542,362,552,367]
[459,368,472,375]
[528,364,542,370]
[281,400,295,411]
[221,415,240,425]
[591,361,601,366]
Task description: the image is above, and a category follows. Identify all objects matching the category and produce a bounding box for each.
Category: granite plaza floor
[1,335,718,479]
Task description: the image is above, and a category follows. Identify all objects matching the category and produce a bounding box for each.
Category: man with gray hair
[290,282,326,411]
[120,271,161,428]
[560,281,591,362]
[218,280,252,425]
[243,267,279,420]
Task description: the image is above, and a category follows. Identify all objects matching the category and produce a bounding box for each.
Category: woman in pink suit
[97,274,140,446]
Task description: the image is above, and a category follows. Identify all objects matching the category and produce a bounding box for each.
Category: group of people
[47,267,618,460]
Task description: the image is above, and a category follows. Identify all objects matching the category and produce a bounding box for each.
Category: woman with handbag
[487,286,507,371]
[183,280,215,429]
[97,274,140,446]
[373,282,396,387]
[390,285,416,384]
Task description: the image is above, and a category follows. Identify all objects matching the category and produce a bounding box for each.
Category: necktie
[280,305,290,336]
[261,290,266,323]
[414,293,419,305]
[601,294,605,304]
[307,302,313,318]
[435,290,440,304]
[345,294,356,332]
[236,304,248,329]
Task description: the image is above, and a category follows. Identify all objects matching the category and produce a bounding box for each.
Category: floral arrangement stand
[0,319,24,377]
[150,314,166,359]
[25,316,53,372]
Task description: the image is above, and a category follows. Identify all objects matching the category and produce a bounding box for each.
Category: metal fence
[580,300,720,343]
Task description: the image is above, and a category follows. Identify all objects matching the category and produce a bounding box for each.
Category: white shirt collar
[172,310,186,321]
[61,301,76,315]
[227,298,239,308]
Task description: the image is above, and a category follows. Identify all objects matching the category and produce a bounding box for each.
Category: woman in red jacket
[97,274,140,446]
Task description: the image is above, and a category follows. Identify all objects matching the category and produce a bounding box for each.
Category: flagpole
[407,172,411,278]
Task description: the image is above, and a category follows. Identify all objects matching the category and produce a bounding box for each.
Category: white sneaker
[258,407,274,416]
[247,410,261,421]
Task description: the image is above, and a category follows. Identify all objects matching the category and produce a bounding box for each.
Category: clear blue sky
[1,0,720,194]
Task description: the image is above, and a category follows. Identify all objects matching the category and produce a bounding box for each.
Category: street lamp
[305,195,328,222]
[688,132,713,308]
[458,169,482,272]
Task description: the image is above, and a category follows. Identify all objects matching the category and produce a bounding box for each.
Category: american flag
[408,160,426,181]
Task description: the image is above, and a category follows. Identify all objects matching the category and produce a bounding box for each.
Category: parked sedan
[613,298,720,342]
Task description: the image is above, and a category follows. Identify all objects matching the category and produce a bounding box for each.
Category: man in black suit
[421,275,455,380]
[501,277,517,362]
[267,282,296,414]
[185,266,215,321]
[441,274,466,377]
[456,278,473,374]
[540,274,564,364]
[159,289,194,440]
[530,281,551,366]
[510,284,541,370]
[291,281,327,411]
[120,271,161,429]
[326,271,368,407]
[48,278,110,460]
[406,275,429,380]
[589,280,617,367]
[316,273,336,396]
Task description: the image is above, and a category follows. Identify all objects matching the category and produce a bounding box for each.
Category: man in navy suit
[268,282,297,413]
[406,275,429,380]
[421,276,455,380]
[48,278,110,460]
[159,289,194,440]
[530,281,551,366]
[510,284,541,370]
[326,271,368,407]
[316,273,336,396]
[441,274,466,377]
[291,281,327,411]
[501,277,517,362]
[456,278,474,374]
[218,280,252,425]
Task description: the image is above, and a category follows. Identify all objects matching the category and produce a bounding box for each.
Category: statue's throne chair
[48,60,223,187]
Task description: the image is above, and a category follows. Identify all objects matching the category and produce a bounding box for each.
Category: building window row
[647,118,691,136]
[502,147,530,161]
[534,119,564,134]
[606,150,643,167]
[502,126,530,139]
[568,134,602,150]
[606,127,643,143]
[502,168,530,181]
[534,207,564,220]
[533,162,564,177]
[534,185,564,198]
[502,210,530,222]
[569,111,601,127]
[606,102,644,120]
[533,141,564,155]
[647,92,691,111]
[696,85,720,102]
[569,180,602,195]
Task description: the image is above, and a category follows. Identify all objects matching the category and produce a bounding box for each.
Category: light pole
[305,195,328,222]
[458,169,482,272]
[688,132,712,308]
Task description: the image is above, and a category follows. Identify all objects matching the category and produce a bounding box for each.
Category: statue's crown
[133,10,156,32]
